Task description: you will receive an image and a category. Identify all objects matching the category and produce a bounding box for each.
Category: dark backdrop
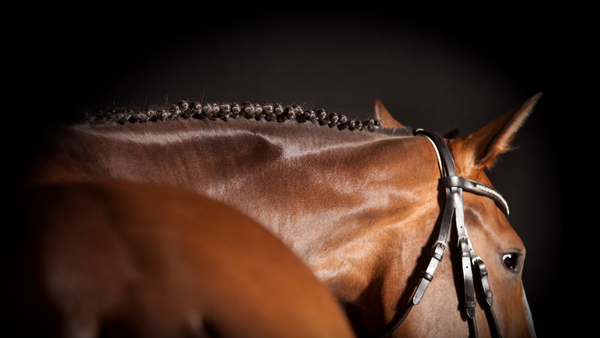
[12,5,583,336]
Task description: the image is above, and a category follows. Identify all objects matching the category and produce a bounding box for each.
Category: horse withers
[22,94,542,337]
[5,181,355,338]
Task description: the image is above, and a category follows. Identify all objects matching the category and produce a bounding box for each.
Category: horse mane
[83,100,414,136]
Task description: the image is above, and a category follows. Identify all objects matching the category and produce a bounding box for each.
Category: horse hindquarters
[6,181,355,338]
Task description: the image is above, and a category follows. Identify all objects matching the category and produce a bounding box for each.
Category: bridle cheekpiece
[369,129,506,338]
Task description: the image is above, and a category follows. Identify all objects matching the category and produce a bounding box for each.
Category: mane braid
[85,101,385,133]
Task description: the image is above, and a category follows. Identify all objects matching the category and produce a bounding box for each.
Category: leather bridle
[370,129,506,338]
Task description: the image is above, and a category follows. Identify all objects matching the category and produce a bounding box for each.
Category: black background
[11,5,585,336]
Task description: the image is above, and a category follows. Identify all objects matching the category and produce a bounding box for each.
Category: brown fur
[7,181,355,338]
[20,94,542,337]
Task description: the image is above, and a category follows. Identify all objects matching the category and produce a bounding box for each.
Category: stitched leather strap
[442,176,509,215]
[473,258,502,338]
[415,129,509,216]
[365,129,504,338]
[415,129,457,177]
[413,130,503,338]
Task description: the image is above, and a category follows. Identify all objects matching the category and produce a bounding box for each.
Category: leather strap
[473,259,502,338]
[442,176,509,216]
[415,129,508,216]
[365,129,505,338]
[415,129,503,338]
[416,129,457,177]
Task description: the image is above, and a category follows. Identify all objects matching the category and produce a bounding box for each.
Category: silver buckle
[434,240,447,251]
[457,236,469,247]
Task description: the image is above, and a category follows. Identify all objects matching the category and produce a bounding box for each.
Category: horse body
[8,181,355,338]
[23,95,541,337]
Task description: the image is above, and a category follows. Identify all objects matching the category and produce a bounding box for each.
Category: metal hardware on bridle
[369,129,506,338]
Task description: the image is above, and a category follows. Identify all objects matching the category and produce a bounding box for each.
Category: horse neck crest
[86,101,385,133]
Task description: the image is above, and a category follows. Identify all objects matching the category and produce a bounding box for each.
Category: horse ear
[450,93,542,173]
[374,99,404,129]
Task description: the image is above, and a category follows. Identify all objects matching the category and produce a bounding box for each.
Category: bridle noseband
[370,129,505,338]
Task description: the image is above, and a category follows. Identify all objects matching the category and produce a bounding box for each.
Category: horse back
[6,181,354,338]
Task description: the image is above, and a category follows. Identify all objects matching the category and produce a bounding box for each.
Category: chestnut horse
[6,181,355,338]
[22,93,541,337]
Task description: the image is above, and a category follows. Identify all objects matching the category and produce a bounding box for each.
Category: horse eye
[502,253,518,271]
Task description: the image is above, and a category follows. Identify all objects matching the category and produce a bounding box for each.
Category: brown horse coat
[6,181,355,338]
[20,94,541,337]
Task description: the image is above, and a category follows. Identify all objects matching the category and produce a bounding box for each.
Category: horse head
[353,94,541,337]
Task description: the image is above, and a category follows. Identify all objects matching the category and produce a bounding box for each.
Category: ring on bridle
[369,129,504,338]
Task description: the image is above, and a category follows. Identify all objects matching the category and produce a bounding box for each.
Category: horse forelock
[81,100,414,137]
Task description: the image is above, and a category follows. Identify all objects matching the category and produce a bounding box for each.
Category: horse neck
[37,118,443,303]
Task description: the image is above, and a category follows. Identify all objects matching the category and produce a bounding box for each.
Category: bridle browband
[369,129,505,338]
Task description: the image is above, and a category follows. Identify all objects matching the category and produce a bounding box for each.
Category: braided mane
[86,101,390,133]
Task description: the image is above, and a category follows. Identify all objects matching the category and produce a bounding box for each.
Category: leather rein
[370,129,506,338]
